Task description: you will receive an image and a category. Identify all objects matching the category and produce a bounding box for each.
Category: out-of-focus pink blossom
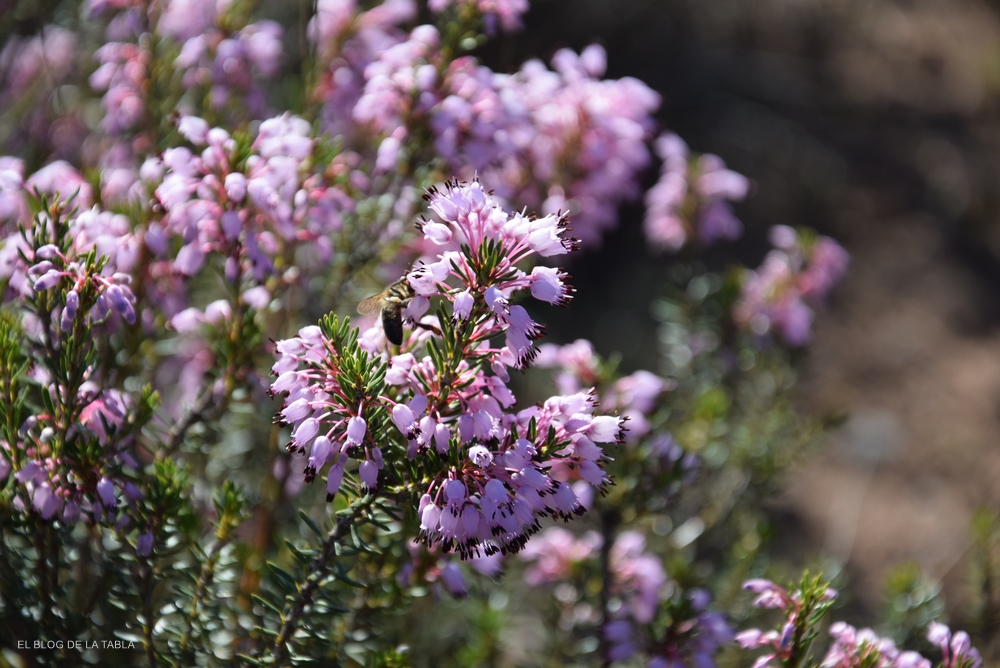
[734,227,849,346]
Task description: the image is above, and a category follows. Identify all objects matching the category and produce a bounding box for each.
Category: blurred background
[494,0,1000,625]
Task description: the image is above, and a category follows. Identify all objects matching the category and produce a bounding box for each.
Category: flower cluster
[428,0,528,33]
[6,390,137,526]
[606,533,730,666]
[310,0,419,141]
[271,180,624,559]
[0,27,82,159]
[173,18,283,117]
[518,526,601,586]
[736,578,982,668]
[735,578,839,666]
[608,530,667,626]
[311,0,669,246]
[821,622,930,668]
[152,113,345,286]
[486,46,661,245]
[0,27,78,101]
[29,241,137,327]
[88,0,284,131]
[644,132,750,251]
[407,180,578,345]
[1,180,137,310]
[535,340,671,442]
[535,339,603,394]
[0,200,149,531]
[927,623,982,668]
[518,527,731,666]
[90,39,150,137]
[734,225,850,346]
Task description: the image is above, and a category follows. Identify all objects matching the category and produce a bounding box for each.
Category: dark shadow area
[486,0,1000,624]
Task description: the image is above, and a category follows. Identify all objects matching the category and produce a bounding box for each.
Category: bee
[357,277,415,346]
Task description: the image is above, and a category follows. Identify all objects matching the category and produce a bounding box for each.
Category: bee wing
[357,293,385,316]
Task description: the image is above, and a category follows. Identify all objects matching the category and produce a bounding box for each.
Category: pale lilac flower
[136,532,154,557]
[346,416,367,446]
[96,477,117,510]
[734,227,848,346]
[610,531,666,624]
[518,527,602,586]
[644,133,749,251]
[927,622,982,668]
[529,266,574,306]
[452,290,474,320]
[26,161,93,208]
[178,115,210,145]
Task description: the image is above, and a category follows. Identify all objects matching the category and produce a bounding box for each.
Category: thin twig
[163,386,224,453]
[271,499,371,666]
[178,536,230,662]
[140,560,157,668]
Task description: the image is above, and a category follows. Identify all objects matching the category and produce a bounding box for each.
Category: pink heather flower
[742,578,794,609]
[30,483,60,519]
[163,10,284,120]
[927,622,982,668]
[529,266,574,306]
[358,460,378,491]
[79,390,128,444]
[136,532,154,557]
[96,477,117,510]
[326,455,347,499]
[535,339,601,395]
[606,370,666,415]
[292,417,320,450]
[439,561,468,598]
[734,227,848,346]
[820,622,933,668]
[519,527,602,586]
[644,133,690,251]
[610,531,666,624]
[392,403,417,435]
[272,180,620,560]
[644,134,749,251]
[308,436,333,469]
[151,111,353,288]
[694,154,748,244]
[346,416,367,446]
[32,269,63,292]
[156,0,219,41]
[736,629,779,650]
[484,286,508,316]
[799,237,850,299]
[410,179,578,367]
[452,290,474,320]
[315,27,660,246]
[0,26,78,97]
[178,115,210,145]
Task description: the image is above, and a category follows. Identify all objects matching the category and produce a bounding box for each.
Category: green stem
[271,498,372,665]
[35,521,52,638]
[140,560,157,667]
[178,535,229,662]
